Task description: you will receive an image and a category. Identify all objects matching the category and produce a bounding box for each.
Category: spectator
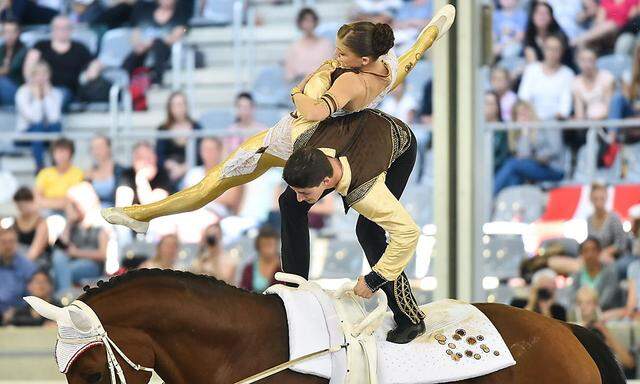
[223,92,267,155]
[182,137,245,218]
[9,270,60,326]
[240,226,280,293]
[490,66,518,122]
[90,0,136,30]
[485,91,510,172]
[573,47,615,121]
[0,227,36,324]
[0,19,26,106]
[546,0,598,41]
[492,0,527,60]
[85,135,124,208]
[34,138,84,212]
[123,0,188,84]
[156,91,202,185]
[518,34,575,121]
[11,187,49,264]
[284,8,334,83]
[15,61,63,171]
[116,141,173,208]
[572,0,639,49]
[588,322,636,379]
[569,236,622,311]
[191,222,237,283]
[23,16,102,106]
[609,41,640,144]
[511,268,567,320]
[588,183,628,262]
[0,0,59,25]
[493,100,564,195]
[380,82,417,123]
[69,0,105,25]
[569,285,602,325]
[141,233,179,269]
[523,2,574,69]
[392,0,433,46]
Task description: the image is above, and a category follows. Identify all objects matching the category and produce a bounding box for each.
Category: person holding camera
[190,222,237,284]
[512,268,567,320]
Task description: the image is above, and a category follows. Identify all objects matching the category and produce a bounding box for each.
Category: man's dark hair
[297,7,319,28]
[254,225,280,250]
[235,92,254,104]
[283,147,333,188]
[51,138,75,156]
[579,236,602,253]
[13,186,34,202]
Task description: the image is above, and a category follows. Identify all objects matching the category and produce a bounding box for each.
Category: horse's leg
[455,303,602,384]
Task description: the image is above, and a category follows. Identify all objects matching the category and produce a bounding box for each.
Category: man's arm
[352,174,421,291]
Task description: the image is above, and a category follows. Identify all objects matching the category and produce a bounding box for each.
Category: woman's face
[16,200,37,216]
[299,14,317,34]
[28,272,53,299]
[590,188,607,211]
[533,5,552,31]
[90,137,111,162]
[490,69,510,93]
[543,37,563,65]
[335,38,368,69]
[484,94,500,122]
[158,235,179,264]
[170,94,188,121]
[576,294,598,319]
[515,104,533,122]
[577,50,597,75]
[235,97,254,122]
[31,67,50,86]
[53,147,72,167]
[580,240,601,266]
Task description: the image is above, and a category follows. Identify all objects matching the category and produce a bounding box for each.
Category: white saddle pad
[376,299,515,383]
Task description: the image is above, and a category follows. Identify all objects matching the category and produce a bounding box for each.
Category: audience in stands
[546,0,598,41]
[191,222,237,283]
[569,236,622,312]
[492,0,527,60]
[523,2,574,69]
[156,91,202,185]
[0,227,36,325]
[610,41,640,144]
[573,47,615,121]
[182,137,245,218]
[116,141,172,208]
[9,270,60,326]
[1,0,60,25]
[392,0,432,46]
[284,7,334,84]
[588,183,628,262]
[569,285,602,324]
[141,233,180,269]
[223,92,267,155]
[380,82,417,123]
[86,135,124,208]
[572,0,639,49]
[15,61,62,171]
[490,66,517,122]
[90,0,136,31]
[69,0,105,25]
[511,268,567,321]
[52,183,108,295]
[34,138,84,212]
[518,34,575,121]
[485,91,510,172]
[590,320,637,378]
[240,226,280,293]
[11,187,49,265]
[23,16,103,107]
[123,0,188,84]
[493,100,565,195]
[0,19,26,106]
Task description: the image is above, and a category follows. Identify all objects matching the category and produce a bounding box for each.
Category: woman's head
[579,236,602,266]
[542,35,565,66]
[589,182,608,212]
[235,92,256,123]
[51,138,74,167]
[27,271,54,299]
[297,7,319,35]
[484,91,502,122]
[29,61,51,86]
[576,47,597,75]
[335,22,394,68]
[525,2,562,45]
[490,67,511,94]
[156,234,179,266]
[254,226,280,261]
[164,91,191,128]
[575,285,600,321]
[512,100,538,122]
[13,187,36,216]
[90,135,112,163]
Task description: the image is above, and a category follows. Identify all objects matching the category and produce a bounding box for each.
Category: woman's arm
[292,71,363,121]
[573,82,586,120]
[26,220,49,261]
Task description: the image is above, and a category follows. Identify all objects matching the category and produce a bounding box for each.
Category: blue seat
[199,108,235,131]
[98,28,133,68]
[252,66,291,107]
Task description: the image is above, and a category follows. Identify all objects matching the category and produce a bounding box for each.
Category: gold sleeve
[351,174,421,281]
[303,69,333,99]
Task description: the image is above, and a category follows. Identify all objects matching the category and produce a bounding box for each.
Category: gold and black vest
[293,108,412,210]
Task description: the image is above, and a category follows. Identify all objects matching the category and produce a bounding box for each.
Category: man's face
[0,230,17,261]
[291,179,329,204]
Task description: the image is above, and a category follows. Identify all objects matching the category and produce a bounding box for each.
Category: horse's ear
[23,296,65,322]
[68,307,94,332]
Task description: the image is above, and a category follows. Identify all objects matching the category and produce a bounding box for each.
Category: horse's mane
[79,268,245,301]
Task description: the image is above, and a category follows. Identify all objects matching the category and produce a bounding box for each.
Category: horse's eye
[86,372,102,383]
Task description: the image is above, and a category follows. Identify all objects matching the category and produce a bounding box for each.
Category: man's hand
[354,276,374,299]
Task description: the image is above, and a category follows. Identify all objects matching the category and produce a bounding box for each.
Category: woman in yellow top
[102,5,455,233]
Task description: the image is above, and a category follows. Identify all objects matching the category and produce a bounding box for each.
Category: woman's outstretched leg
[102,130,285,232]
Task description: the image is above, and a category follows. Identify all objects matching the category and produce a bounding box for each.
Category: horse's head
[23,296,154,384]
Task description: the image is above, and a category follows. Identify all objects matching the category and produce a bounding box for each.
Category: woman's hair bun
[372,23,395,56]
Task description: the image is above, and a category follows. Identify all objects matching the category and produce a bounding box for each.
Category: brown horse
[56,269,623,384]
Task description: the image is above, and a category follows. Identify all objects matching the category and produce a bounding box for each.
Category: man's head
[199,137,223,168]
[254,226,280,261]
[132,141,157,174]
[27,271,54,300]
[0,227,18,262]
[283,147,334,204]
[2,19,20,46]
[51,16,73,44]
[51,138,74,167]
[580,236,602,268]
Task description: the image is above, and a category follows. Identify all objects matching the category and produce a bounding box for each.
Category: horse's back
[466,303,601,384]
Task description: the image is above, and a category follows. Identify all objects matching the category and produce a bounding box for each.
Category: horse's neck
[86,277,291,383]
